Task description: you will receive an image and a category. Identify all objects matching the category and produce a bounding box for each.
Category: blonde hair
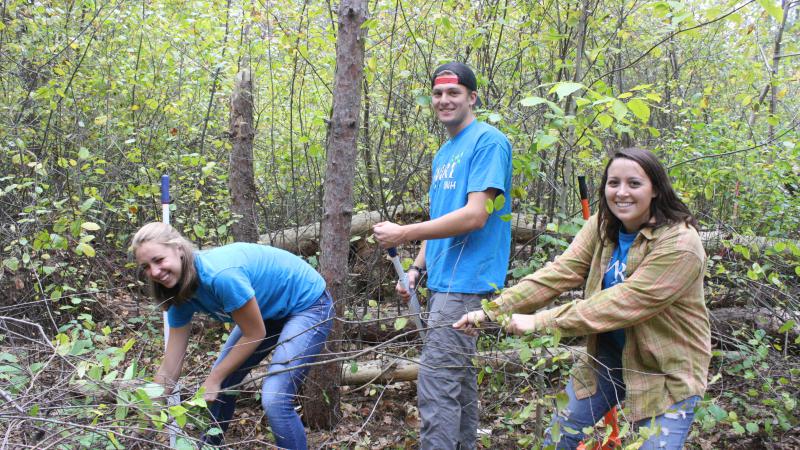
[131,222,198,309]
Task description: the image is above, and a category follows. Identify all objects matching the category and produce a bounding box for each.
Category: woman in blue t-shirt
[132,222,334,449]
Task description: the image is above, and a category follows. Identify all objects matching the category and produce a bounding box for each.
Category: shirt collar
[639,226,656,240]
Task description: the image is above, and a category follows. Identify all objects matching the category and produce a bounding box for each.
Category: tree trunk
[228,69,260,242]
[301,0,367,430]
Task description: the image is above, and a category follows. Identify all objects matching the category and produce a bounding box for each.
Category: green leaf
[555,391,570,410]
[77,147,90,160]
[520,96,564,115]
[550,82,584,100]
[627,98,650,123]
[795,266,800,277]
[704,185,713,200]
[394,317,408,331]
[169,404,188,418]
[778,320,796,333]
[485,198,494,214]
[488,113,502,123]
[597,113,613,128]
[537,133,558,149]
[709,404,727,421]
[193,224,206,238]
[0,353,19,363]
[175,437,194,449]
[611,100,628,120]
[121,338,136,353]
[745,422,759,434]
[3,257,19,271]
[185,395,207,408]
[645,93,662,102]
[756,0,784,22]
[519,345,532,364]
[493,194,506,212]
[415,95,431,106]
[520,96,548,107]
[103,370,118,382]
[140,382,164,399]
[80,222,101,231]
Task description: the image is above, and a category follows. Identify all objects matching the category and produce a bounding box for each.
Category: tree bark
[301,0,367,430]
[228,69,261,242]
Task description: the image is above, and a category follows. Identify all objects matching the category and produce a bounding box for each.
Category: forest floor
[129,312,799,450]
[3,286,797,449]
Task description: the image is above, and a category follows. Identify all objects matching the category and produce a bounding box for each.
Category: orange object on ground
[576,406,621,450]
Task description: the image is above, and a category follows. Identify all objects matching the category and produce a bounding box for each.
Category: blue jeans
[542,347,700,449]
[205,291,334,449]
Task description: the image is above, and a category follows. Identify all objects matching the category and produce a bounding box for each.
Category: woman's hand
[201,378,222,403]
[504,314,539,335]
[453,309,488,337]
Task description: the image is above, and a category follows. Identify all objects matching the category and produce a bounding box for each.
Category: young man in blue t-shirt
[373,62,512,450]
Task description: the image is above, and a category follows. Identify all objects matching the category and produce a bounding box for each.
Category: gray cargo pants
[418,291,485,450]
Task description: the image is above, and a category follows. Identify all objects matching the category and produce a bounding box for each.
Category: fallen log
[710,307,799,337]
[259,209,418,255]
[338,346,578,386]
[234,345,578,389]
[260,209,796,255]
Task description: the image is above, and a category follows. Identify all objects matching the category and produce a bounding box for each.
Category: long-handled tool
[386,248,425,338]
[576,175,621,450]
[578,176,591,221]
[161,175,181,448]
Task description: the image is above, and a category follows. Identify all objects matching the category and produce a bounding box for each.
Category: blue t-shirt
[598,230,638,353]
[425,120,512,294]
[167,243,326,328]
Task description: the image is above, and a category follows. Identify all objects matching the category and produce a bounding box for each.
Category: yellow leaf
[76,242,96,257]
[94,115,108,126]
[81,222,101,231]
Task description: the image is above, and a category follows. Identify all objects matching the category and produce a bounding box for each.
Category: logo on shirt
[432,152,463,191]
[605,260,626,284]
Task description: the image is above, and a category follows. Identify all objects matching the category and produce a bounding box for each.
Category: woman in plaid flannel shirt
[455,148,711,449]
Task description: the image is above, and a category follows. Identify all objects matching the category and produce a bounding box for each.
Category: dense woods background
[1,0,798,448]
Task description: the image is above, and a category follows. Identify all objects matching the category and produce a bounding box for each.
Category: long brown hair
[597,147,697,245]
[130,222,198,310]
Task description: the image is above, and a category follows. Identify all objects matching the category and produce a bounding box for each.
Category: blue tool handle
[160,175,170,204]
[387,247,398,258]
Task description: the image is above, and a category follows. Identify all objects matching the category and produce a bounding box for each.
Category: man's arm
[373,189,499,248]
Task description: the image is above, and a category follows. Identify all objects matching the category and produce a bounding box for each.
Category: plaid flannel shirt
[485,214,710,422]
